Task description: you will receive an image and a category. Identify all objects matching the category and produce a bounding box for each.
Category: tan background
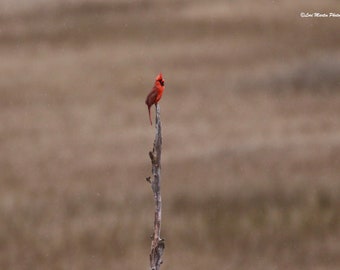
[0,0,339,269]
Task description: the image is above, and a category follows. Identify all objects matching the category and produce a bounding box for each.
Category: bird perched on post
[145,73,165,125]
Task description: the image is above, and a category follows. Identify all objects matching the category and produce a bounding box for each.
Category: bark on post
[146,103,165,270]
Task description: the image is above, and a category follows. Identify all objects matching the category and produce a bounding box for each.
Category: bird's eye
[160,80,165,86]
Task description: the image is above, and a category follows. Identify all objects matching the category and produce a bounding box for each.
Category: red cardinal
[145,73,165,125]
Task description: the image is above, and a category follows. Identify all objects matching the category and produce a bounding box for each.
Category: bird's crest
[156,73,163,81]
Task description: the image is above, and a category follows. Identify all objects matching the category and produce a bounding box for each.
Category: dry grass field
[0,0,340,269]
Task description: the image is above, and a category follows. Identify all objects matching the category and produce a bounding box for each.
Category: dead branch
[146,103,165,270]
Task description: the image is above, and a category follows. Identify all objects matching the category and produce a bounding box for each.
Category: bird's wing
[145,88,158,106]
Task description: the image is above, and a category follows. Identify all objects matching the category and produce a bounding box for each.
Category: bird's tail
[148,106,152,125]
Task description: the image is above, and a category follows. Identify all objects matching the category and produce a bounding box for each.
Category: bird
[145,73,165,125]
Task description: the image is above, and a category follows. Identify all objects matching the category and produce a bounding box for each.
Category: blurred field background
[0,0,340,269]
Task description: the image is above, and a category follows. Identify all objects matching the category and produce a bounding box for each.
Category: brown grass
[0,0,340,269]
